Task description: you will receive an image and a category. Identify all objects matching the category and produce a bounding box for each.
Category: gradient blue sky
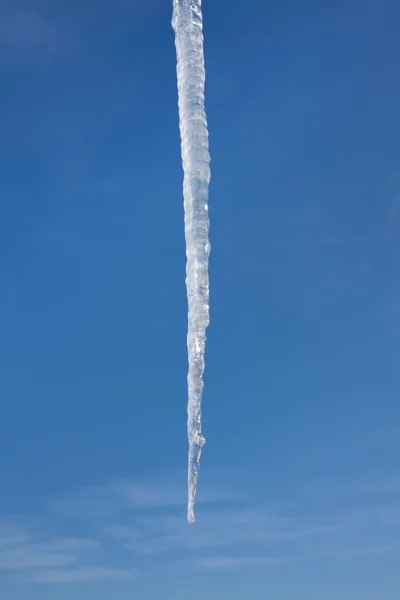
[1,0,400,598]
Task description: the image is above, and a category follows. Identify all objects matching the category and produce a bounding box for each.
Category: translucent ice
[172,0,211,523]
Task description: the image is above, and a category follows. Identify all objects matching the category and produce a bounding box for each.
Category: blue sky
[1,0,400,598]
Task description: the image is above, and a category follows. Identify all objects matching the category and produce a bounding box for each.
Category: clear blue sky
[1,0,400,598]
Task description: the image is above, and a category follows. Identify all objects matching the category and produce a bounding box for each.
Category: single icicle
[172,0,211,524]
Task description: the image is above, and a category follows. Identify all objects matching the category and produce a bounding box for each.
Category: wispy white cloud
[103,507,348,558]
[27,566,135,584]
[0,522,98,573]
[51,476,236,518]
[0,522,132,585]
[93,470,400,571]
[186,555,285,569]
[2,468,400,583]
[306,475,400,506]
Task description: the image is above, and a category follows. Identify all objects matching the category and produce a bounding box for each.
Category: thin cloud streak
[0,525,99,572]
[51,478,236,518]
[184,555,286,569]
[27,567,136,584]
[1,469,400,584]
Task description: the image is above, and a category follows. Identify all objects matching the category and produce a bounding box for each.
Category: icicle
[172,0,211,523]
